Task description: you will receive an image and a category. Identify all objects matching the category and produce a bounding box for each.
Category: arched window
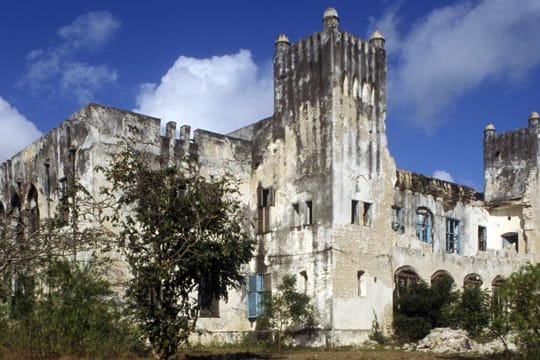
[416,207,433,244]
[464,273,483,288]
[431,270,454,287]
[394,266,419,298]
[361,82,371,104]
[492,276,505,312]
[9,193,23,243]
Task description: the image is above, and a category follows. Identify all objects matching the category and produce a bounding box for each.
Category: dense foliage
[502,263,540,359]
[393,275,457,342]
[0,259,142,359]
[101,140,255,359]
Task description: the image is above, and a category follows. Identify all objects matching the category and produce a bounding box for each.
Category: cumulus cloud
[19,11,120,104]
[371,0,540,127]
[0,97,41,162]
[433,170,454,183]
[135,49,273,134]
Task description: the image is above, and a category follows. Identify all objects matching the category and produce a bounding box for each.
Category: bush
[0,259,145,359]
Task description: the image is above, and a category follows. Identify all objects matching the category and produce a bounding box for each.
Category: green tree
[259,274,317,349]
[446,286,491,337]
[101,141,255,359]
[393,276,458,342]
[502,263,540,359]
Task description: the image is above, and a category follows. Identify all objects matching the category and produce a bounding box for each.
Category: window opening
[363,202,372,226]
[478,226,487,251]
[394,267,419,299]
[464,273,483,288]
[416,207,432,244]
[446,218,461,254]
[199,278,219,318]
[502,232,518,252]
[291,203,300,227]
[357,270,366,297]
[247,273,271,320]
[391,206,404,233]
[257,185,274,234]
[351,200,359,224]
[304,201,313,225]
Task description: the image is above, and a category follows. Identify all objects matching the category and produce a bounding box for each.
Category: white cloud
[0,97,41,162]
[372,0,540,127]
[19,11,120,104]
[433,170,454,183]
[135,49,273,134]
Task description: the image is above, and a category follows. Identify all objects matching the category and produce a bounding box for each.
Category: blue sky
[1,0,540,191]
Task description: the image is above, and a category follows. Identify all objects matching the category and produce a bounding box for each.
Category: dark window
[502,232,518,252]
[394,267,419,299]
[363,202,372,226]
[351,200,359,224]
[391,206,404,233]
[464,273,483,288]
[304,201,313,225]
[199,279,219,318]
[291,203,301,227]
[357,270,366,297]
[446,218,461,254]
[478,226,487,251]
[257,186,274,234]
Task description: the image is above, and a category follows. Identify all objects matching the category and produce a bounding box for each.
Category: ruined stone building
[0,8,538,345]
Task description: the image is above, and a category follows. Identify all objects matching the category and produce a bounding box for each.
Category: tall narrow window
[291,203,301,227]
[27,185,39,238]
[392,206,404,233]
[446,218,461,254]
[357,270,366,297]
[416,207,432,244]
[478,226,487,251]
[304,201,313,225]
[351,200,360,224]
[199,278,219,318]
[247,273,271,320]
[257,185,274,234]
[363,202,372,226]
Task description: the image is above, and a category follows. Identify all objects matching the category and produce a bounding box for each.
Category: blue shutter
[247,274,265,319]
[247,275,258,319]
[426,214,432,244]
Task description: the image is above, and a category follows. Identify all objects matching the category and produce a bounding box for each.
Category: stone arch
[9,192,22,242]
[431,270,454,286]
[463,273,483,288]
[27,185,39,237]
[394,265,419,297]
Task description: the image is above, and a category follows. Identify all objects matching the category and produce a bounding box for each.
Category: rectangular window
[391,206,404,233]
[257,186,274,234]
[357,270,366,297]
[247,273,271,320]
[291,203,301,227]
[416,208,432,244]
[199,279,219,318]
[363,202,372,226]
[351,200,360,224]
[446,218,461,254]
[304,201,313,225]
[478,226,487,251]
